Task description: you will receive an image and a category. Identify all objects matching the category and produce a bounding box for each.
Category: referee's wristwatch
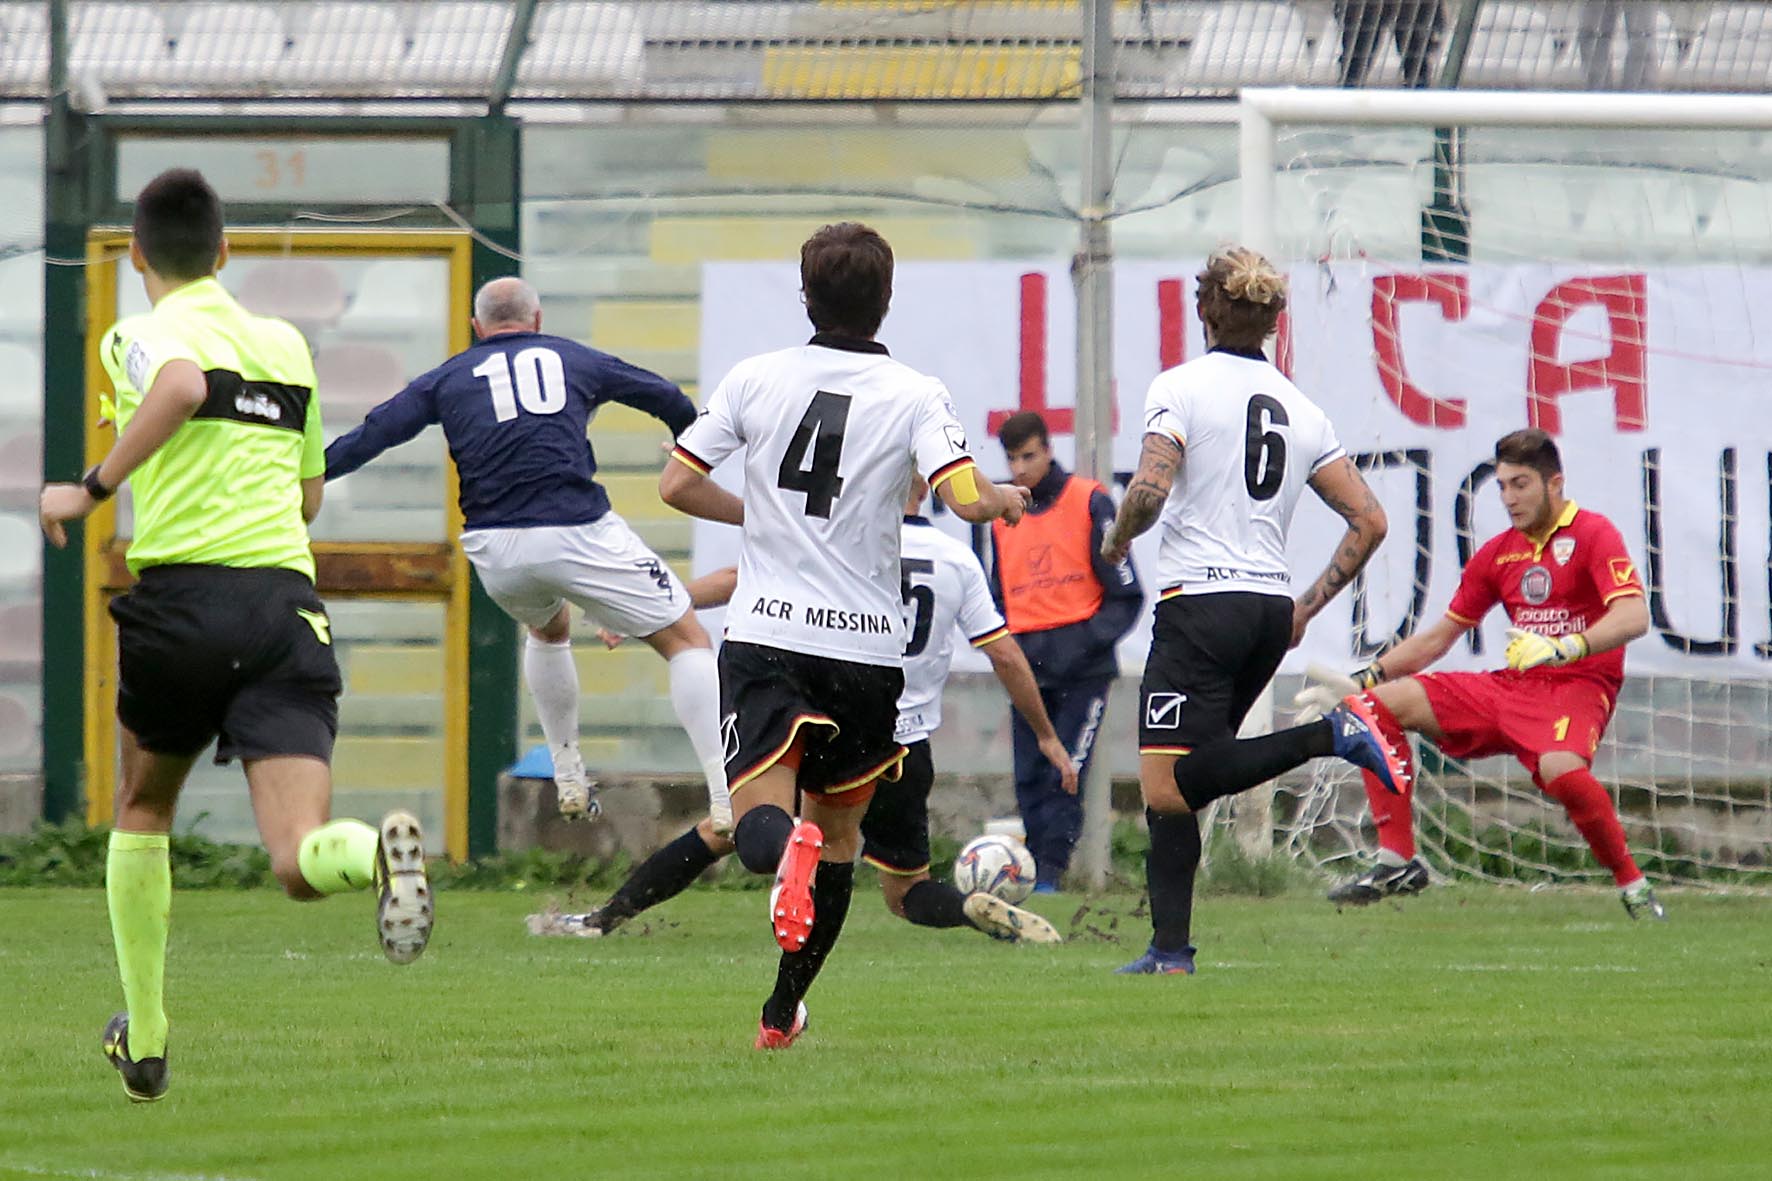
[81,464,114,503]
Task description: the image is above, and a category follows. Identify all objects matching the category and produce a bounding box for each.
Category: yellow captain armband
[942,464,980,505]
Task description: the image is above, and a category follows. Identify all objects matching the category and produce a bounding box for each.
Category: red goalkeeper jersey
[1445,500,1645,693]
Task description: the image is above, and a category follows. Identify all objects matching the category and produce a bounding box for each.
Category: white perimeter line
[1,1161,261,1181]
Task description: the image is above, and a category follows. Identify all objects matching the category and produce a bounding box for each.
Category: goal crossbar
[1239,88,1772,254]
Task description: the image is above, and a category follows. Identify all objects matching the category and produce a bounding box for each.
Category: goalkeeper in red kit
[1296,428,1665,919]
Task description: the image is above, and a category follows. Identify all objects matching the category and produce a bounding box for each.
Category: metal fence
[2,2,1768,106]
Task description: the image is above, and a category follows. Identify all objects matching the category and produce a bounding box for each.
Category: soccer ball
[953,835,1036,905]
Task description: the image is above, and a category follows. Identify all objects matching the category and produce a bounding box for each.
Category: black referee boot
[102,1013,168,1103]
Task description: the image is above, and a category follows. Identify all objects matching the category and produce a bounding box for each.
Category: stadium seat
[315,342,406,420]
[0,255,39,336]
[0,598,40,678]
[334,259,449,377]
[235,259,347,334]
[283,3,408,89]
[168,4,288,88]
[1172,2,1312,88]
[0,175,36,249]
[0,342,40,418]
[0,2,169,95]
[0,512,40,587]
[329,600,445,645]
[0,432,41,507]
[1461,3,1566,88]
[344,644,443,697]
[0,687,37,765]
[402,1,510,91]
[1688,5,1772,91]
[333,735,443,790]
[518,1,645,92]
[590,300,696,356]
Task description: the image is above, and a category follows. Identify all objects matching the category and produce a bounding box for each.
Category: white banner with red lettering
[692,261,1772,680]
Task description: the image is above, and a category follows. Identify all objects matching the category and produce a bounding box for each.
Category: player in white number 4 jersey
[532,476,1075,947]
[1100,248,1400,976]
[660,223,1029,1048]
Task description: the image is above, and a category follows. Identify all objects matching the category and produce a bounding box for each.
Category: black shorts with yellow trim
[860,738,934,875]
[111,565,342,764]
[718,640,906,796]
[1138,590,1291,755]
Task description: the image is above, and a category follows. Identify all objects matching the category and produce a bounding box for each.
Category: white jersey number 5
[473,346,568,423]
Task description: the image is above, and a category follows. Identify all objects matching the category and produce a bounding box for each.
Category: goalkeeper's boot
[553,745,600,820]
[962,892,1063,944]
[375,810,433,965]
[1326,695,1411,796]
[1114,944,1196,975]
[1621,879,1668,922]
[1327,857,1430,906]
[101,1013,168,1103]
[770,820,824,952]
[755,1001,809,1051]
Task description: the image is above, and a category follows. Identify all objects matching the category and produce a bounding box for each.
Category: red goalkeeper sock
[1542,766,1640,886]
[1359,694,1417,860]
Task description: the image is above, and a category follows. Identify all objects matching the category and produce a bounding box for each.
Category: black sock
[734,804,794,874]
[598,826,722,929]
[901,879,969,929]
[761,860,854,1031]
[1146,808,1201,953]
[1173,720,1334,812]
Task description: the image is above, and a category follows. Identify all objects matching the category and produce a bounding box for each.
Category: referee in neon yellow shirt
[39,169,433,1104]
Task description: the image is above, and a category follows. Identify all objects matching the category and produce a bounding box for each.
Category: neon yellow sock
[297,819,379,894]
[106,830,171,1058]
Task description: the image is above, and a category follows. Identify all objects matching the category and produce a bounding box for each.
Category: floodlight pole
[1072,0,1116,893]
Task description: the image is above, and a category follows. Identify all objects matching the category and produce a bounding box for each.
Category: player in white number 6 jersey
[325,278,732,828]
[661,223,1029,1048]
[1100,248,1400,976]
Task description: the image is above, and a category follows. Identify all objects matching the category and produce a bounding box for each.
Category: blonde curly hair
[1196,246,1286,351]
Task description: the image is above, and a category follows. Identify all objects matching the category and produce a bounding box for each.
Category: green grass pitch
[1,884,1768,1180]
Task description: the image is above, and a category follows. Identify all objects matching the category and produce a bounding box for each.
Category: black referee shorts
[1138,591,1292,755]
[718,640,905,797]
[109,565,343,764]
[860,739,935,875]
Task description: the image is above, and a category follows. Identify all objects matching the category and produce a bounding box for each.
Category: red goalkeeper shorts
[1415,669,1617,772]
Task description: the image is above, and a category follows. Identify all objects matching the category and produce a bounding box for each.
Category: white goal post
[1231,87,1772,889]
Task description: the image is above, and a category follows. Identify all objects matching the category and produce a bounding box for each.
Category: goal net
[1242,91,1772,890]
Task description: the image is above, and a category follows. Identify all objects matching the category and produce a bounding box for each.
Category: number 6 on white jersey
[473,346,568,422]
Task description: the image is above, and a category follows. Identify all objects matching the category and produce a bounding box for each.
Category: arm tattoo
[1298,458,1385,616]
[1109,433,1182,546]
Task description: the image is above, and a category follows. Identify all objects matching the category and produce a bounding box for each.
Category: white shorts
[460,514,690,638]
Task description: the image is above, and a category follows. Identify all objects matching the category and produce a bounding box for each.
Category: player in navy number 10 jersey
[325,278,733,829]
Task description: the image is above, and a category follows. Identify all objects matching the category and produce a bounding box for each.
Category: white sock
[1375,848,1409,869]
[668,647,732,828]
[524,634,580,768]
[1620,875,1648,894]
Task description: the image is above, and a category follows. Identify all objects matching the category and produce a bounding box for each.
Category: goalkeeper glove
[1504,628,1588,672]
[1293,660,1386,723]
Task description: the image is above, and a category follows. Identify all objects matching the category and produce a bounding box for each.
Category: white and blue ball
[953,835,1036,904]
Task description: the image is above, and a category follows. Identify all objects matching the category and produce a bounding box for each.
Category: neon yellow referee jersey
[98,277,324,579]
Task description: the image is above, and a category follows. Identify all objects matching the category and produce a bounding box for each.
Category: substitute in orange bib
[990,411,1143,891]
